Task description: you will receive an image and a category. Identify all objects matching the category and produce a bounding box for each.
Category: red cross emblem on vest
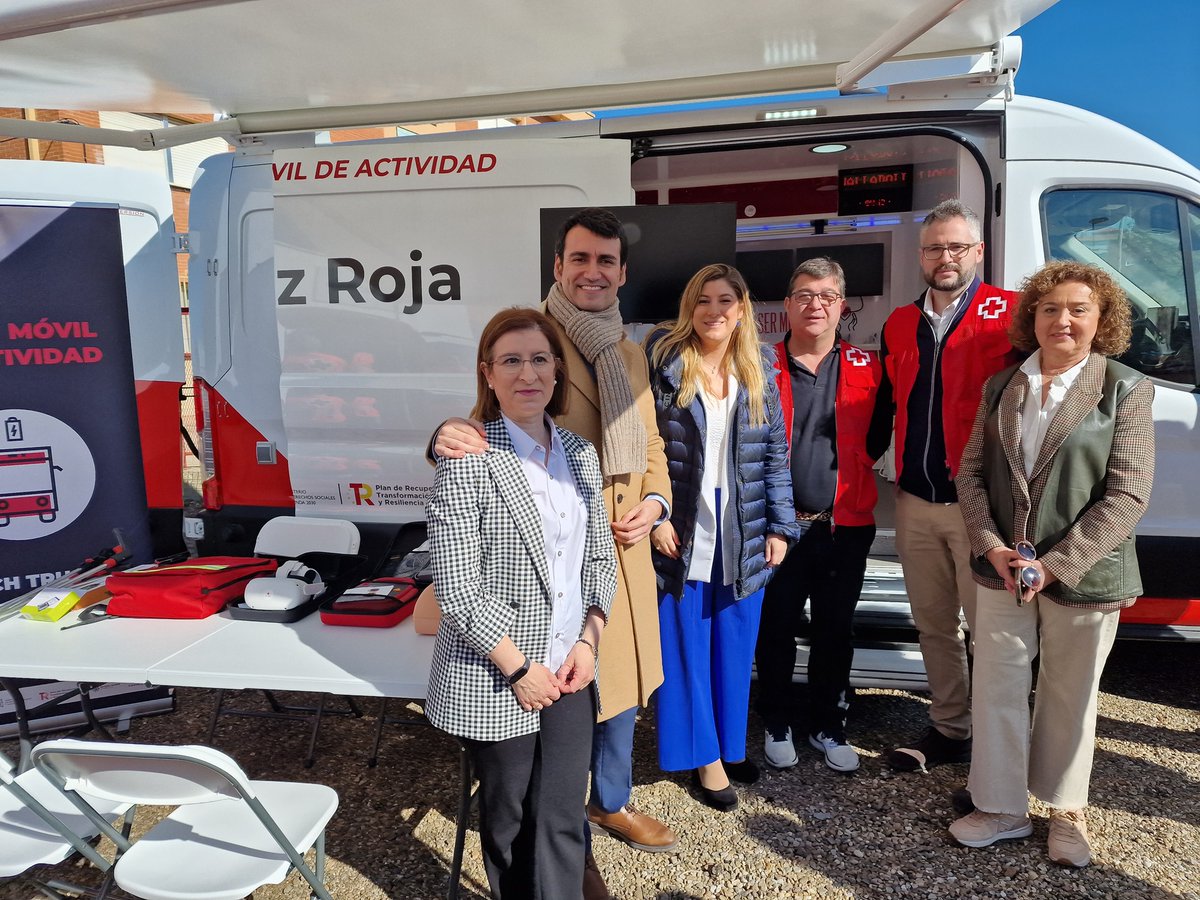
[844,347,870,367]
[977,295,1008,320]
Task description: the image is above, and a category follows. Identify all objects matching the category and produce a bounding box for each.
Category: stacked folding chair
[0,748,130,899]
[30,739,340,900]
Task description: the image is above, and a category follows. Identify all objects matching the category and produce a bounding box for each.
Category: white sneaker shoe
[949,809,1034,848]
[808,731,860,772]
[763,724,798,769]
[1048,808,1091,867]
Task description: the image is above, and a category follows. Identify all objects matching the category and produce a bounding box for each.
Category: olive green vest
[970,358,1144,603]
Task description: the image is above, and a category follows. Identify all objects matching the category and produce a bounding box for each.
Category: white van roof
[0,0,1055,141]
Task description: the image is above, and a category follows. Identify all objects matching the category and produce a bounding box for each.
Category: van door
[270,138,632,522]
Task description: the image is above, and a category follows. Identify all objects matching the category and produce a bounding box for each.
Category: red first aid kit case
[319,577,420,628]
[106,557,279,619]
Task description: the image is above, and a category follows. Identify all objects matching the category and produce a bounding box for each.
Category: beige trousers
[968,585,1119,814]
[894,489,978,740]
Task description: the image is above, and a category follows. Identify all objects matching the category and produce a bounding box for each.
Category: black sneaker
[886,727,971,772]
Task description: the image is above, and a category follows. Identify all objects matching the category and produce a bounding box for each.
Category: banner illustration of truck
[0,442,62,526]
[0,410,94,538]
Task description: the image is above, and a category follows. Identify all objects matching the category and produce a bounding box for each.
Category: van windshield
[1042,189,1196,386]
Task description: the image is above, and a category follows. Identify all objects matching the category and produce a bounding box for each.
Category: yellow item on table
[21,588,82,622]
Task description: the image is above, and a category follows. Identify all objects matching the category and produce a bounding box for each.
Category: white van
[178,87,1200,649]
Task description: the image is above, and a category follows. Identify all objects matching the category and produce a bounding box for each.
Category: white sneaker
[808,731,860,772]
[763,724,798,769]
[950,809,1033,848]
[1048,808,1091,867]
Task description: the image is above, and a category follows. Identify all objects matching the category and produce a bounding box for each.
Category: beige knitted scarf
[545,283,647,477]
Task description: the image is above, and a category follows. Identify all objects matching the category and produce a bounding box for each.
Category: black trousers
[464,686,595,900]
[755,521,876,735]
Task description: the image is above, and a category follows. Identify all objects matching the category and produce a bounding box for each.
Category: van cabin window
[1042,190,1197,387]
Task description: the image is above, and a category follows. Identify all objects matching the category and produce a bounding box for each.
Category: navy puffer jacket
[646,330,801,600]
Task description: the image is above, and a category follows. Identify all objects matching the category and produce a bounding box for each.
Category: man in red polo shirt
[869,200,1021,772]
[756,256,882,773]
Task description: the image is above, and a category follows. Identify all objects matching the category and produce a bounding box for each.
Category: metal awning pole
[836,0,970,93]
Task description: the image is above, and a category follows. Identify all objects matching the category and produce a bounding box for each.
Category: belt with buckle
[796,510,832,522]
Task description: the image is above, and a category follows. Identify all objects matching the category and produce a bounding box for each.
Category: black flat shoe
[723,759,760,784]
[690,771,738,812]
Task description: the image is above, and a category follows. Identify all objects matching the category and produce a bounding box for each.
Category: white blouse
[502,414,587,671]
[686,374,739,586]
[1018,350,1089,478]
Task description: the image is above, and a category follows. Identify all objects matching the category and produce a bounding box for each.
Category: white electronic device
[243,560,325,611]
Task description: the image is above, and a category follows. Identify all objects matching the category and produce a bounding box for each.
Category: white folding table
[0,606,472,900]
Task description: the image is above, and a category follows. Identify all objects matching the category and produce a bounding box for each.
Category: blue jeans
[583,705,637,854]
[587,705,637,813]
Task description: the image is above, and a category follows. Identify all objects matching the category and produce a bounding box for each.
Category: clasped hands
[511,642,596,712]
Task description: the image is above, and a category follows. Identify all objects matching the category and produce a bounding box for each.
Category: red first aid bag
[106,557,278,619]
[320,577,420,628]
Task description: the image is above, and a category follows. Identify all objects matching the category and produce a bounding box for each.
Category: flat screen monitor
[737,243,886,300]
[540,204,736,323]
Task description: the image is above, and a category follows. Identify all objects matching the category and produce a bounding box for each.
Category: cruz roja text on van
[276,252,462,313]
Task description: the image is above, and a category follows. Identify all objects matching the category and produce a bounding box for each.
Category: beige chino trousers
[968,585,1120,814]
[894,489,978,741]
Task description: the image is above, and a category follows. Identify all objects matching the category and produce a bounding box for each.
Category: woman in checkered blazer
[425,307,617,899]
[951,261,1155,868]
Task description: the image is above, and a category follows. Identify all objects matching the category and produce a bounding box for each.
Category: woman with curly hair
[950,260,1155,867]
[644,264,799,811]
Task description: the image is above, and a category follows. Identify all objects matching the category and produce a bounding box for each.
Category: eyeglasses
[1013,540,1042,605]
[920,242,980,261]
[787,290,843,308]
[488,353,557,373]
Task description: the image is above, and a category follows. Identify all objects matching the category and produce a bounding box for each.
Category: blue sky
[1015,0,1200,167]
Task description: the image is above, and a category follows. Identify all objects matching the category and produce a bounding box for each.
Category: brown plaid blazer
[956,352,1155,609]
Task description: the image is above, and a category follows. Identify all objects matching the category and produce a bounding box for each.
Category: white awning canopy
[0,0,1057,143]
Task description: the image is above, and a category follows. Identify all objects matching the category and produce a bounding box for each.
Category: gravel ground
[3,639,1197,899]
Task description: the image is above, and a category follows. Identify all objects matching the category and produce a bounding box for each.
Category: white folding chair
[31,739,339,900]
[1,748,130,899]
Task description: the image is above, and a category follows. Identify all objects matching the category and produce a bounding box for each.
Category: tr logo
[978,296,1008,319]
[844,347,871,367]
[349,483,375,506]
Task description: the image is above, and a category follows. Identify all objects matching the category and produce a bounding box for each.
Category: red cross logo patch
[844,347,871,367]
[977,295,1008,320]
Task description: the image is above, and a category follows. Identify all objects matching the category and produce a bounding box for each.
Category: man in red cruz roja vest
[867,199,1021,775]
[756,256,883,775]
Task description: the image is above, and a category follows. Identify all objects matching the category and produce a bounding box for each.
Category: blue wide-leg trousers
[656,547,764,772]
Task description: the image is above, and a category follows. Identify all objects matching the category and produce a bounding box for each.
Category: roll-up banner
[0,204,151,603]
[271,139,631,521]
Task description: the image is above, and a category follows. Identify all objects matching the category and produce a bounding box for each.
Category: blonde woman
[645,264,799,811]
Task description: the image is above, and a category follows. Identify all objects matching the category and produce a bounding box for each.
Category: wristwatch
[506,656,530,686]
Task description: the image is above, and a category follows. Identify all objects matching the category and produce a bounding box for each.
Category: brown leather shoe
[583,851,608,900]
[586,803,679,852]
